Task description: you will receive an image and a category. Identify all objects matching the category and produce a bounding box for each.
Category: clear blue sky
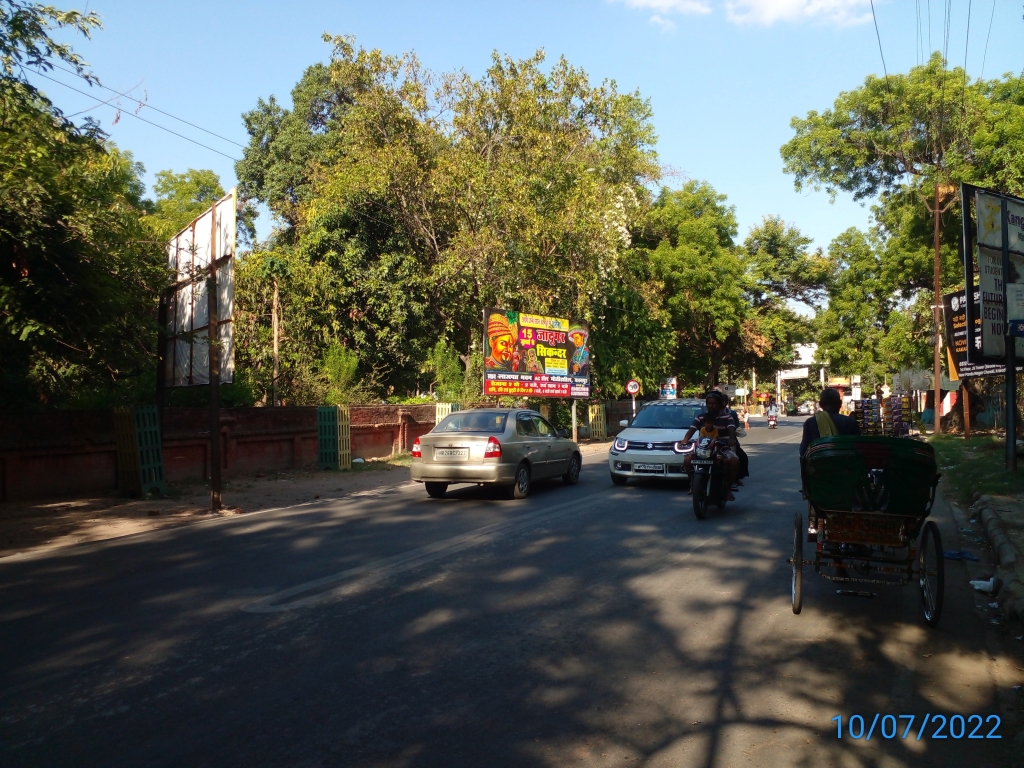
[34,0,1024,250]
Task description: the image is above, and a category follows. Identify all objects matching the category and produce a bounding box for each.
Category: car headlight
[672,441,693,454]
[613,437,628,451]
[696,448,712,459]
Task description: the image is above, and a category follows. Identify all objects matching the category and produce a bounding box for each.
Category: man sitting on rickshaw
[799,387,860,458]
[800,387,860,538]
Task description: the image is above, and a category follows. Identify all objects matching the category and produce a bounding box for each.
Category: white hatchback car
[608,399,705,485]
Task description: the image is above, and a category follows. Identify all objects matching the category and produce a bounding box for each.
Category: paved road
[2,422,1020,767]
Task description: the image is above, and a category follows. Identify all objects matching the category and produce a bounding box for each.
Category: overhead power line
[48,62,247,149]
[961,0,974,117]
[869,1,898,121]
[32,70,240,162]
[980,0,997,79]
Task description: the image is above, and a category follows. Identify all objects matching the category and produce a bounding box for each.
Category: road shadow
[1,467,1021,767]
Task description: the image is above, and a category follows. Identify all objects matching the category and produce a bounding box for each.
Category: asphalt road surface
[2,421,1020,767]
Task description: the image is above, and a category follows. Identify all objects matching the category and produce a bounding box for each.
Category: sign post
[1002,198,1017,470]
[626,379,640,417]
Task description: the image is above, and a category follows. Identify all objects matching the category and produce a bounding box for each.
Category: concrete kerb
[971,494,1024,622]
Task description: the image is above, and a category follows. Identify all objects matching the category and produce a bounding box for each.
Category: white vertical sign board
[976,190,1024,357]
[165,190,236,386]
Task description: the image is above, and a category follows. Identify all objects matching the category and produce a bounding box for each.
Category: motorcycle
[767,414,777,429]
[678,436,733,520]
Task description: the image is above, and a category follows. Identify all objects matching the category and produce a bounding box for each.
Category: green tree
[145,168,225,242]
[1,4,167,407]
[236,36,661,401]
[423,339,464,402]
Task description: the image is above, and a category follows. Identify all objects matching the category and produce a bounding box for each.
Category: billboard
[963,184,1024,360]
[163,190,236,387]
[941,288,1023,379]
[482,309,590,398]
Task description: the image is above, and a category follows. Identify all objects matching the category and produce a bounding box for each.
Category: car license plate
[434,448,468,460]
[633,463,664,471]
[691,459,714,466]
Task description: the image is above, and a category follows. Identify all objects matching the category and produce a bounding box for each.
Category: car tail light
[484,436,502,458]
[411,437,421,459]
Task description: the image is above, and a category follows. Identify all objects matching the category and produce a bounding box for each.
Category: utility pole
[924,182,956,434]
[932,181,943,434]
[271,277,280,407]
[208,200,222,511]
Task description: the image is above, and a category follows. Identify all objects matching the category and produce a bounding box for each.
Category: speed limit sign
[625,379,640,395]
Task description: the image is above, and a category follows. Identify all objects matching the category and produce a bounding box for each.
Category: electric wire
[960,0,973,118]
[31,69,240,161]
[869,0,898,123]
[47,62,247,149]
[917,0,925,65]
[927,0,932,53]
[979,0,996,79]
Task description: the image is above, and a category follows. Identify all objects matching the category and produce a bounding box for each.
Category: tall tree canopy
[234,36,822,403]
[1,2,167,407]
[782,54,1024,378]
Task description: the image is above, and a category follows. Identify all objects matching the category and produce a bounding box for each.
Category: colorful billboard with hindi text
[482,309,590,398]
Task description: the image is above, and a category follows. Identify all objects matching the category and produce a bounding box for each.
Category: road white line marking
[241,488,617,614]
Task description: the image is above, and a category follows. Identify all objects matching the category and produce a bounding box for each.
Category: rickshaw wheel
[792,511,803,614]
[918,520,944,627]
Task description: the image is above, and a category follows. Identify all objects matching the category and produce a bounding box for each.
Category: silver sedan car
[411,408,582,499]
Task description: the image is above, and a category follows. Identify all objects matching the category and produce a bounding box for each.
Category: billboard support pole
[155,288,169,435]
[571,399,578,443]
[932,181,943,435]
[208,200,222,510]
[1002,198,1017,471]
[963,381,971,439]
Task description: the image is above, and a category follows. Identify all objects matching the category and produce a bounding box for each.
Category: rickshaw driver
[799,387,860,458]
[799,386,862,556]
[682,391,740,499]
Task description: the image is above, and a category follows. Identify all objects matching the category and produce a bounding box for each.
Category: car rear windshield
[435,411,509,433]
[629,405,700,429]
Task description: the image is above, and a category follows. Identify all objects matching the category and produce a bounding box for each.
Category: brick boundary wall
[0,405,437,502]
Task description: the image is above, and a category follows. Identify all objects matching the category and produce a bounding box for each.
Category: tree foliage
[1,4,168,408]
[233,36,822,403]
[783,54,1024,379]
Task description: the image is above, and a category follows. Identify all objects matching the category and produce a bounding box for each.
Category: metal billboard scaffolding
[157,189,237,509]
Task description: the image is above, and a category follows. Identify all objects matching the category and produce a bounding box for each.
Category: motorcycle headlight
[613,437,628,451]
[696,448,712,459]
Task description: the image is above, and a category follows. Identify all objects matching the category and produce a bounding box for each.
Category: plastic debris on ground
[969,577,1003,594]
[944,550,980,561]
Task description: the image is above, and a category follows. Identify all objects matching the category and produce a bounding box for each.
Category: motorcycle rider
[682,391,740,499]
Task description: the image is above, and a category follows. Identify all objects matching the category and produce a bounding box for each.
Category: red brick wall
[0,404,437,502]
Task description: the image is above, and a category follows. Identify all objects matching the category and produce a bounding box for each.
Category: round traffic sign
[625,379,641,395]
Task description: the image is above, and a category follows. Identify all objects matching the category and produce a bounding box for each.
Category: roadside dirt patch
[0,461,408,558]
[0,441,612,559]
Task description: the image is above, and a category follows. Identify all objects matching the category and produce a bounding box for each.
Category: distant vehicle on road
[411,409,581,499]
[797,401,814,416]
[608,399,704,485]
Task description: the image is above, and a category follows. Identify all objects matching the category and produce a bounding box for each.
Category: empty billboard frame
[161,190,236,387]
